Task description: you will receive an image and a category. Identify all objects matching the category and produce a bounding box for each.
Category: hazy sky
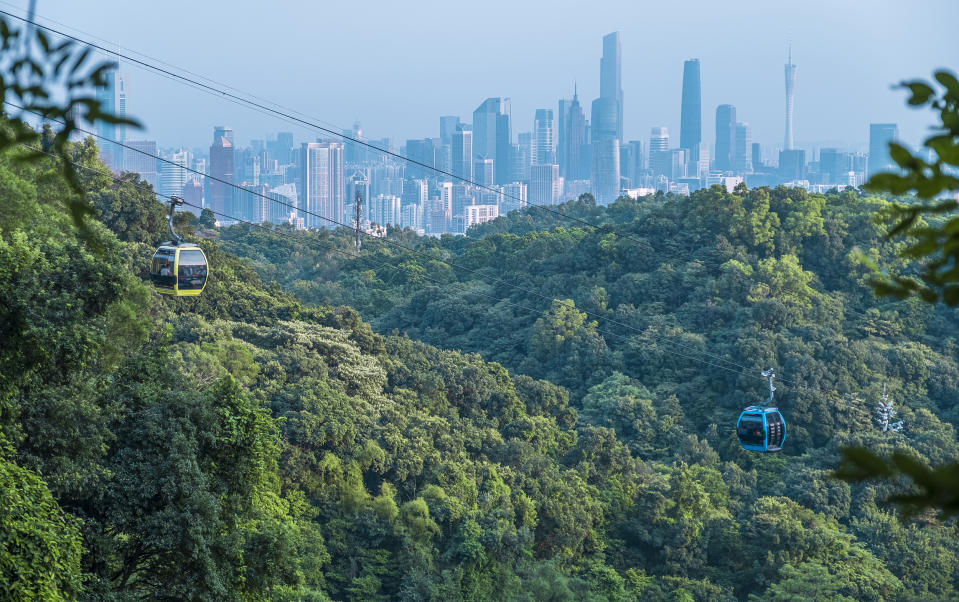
[9,0,958,156]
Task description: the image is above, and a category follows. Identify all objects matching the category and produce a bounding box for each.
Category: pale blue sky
[8,0,958,155]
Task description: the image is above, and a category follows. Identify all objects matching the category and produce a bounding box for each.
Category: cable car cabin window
[738,416,765,446]
[177,249,207,291]
[151,248,176,288]
[767,413,785,449]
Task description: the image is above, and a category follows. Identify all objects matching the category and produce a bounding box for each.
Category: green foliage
[863,70,959,305]
[0,15,140,234]
[836,447,959,520]
[0,433,82,601]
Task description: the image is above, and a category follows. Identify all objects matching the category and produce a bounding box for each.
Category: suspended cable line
[9,102,761,377]
[18,140,779,387]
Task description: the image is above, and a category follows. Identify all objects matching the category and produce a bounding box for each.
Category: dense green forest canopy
[2,131,958,600]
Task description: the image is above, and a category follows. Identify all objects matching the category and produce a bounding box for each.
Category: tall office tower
[560,85,587,179]
[532,109,555,165]
[474,158,494,186]
[268,132,295,165]
[402,178,428,207]
[300,142,345,229]
[619,143,634,187]
[714,105,737,172]
[236,148,260,186]
[648,127,670,176]
[95,67,127,170]
[680,59,702,159]
[625,140,643,185]
[868,123,899,177]
[779,149,806,182]
[406,138,442,179]
[530,164,560,206]
[667,149,688,180]
[181,179,203,214]
[592,33,622,205]
[122,141,158,190]
[784,47,796,150]
[451,126,473,182]
[516,132,532,181]
[209,127,235,220]
[473,97,512,184]
[599,32,623,141]
[735,123,752,173]
[158,148,191,198]
[751,143,764,171]
[819,148,853,184]
[439,116,461,145]
[591,139,620,205]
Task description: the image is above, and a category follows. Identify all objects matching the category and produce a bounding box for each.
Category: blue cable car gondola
[149,196,208,297]
[737,370,787,453]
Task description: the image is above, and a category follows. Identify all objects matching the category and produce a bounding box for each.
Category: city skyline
[18,0,957,153]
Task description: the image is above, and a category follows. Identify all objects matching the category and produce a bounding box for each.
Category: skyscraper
[95,67,126,170]
[472,98,512,184]
[868,123,900,178]
[557,98,571,176]
[209,126,235,220]
[530,163,560,206]
[451,126,473,182]
[735,123,752,173]
[784,48,797,151]
[599,32,623,141]
[561,85,587,180]
[300,141,345,229]
[592,139,620,205]
[439,116,461,145]
[680,59,702,157]
[648,127,670,177]
[474,158,494,187]
[714,105,737,173]
[532,109,555,165]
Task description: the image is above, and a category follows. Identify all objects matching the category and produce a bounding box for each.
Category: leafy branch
[0,15,141,233]
[863,70,959,305]
[835,447,959,521]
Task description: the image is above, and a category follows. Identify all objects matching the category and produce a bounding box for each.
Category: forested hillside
[2,134,958,600]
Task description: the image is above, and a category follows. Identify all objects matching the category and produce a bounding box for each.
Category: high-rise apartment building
[300,141,345,229]
[451,126,473,182]
[784,48,797,151]
[680,59,702,158]
[158,148,191,199]
[473,98,512,184]
[532,109,555,165]
[209,126,235,220]
[714,105,737,173]
[868,123,899,178]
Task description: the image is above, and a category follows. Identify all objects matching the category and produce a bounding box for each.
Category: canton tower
[784,46,796,150]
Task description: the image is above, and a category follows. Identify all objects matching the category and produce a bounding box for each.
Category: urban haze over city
[35,0,959,235]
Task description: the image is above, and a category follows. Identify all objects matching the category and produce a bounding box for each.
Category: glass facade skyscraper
[680,59,701,157]
[868,123,899,178]
[714,105,737,173]
[472,98,512,185]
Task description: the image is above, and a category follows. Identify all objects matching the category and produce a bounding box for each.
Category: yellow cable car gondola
[150,196,208,296]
